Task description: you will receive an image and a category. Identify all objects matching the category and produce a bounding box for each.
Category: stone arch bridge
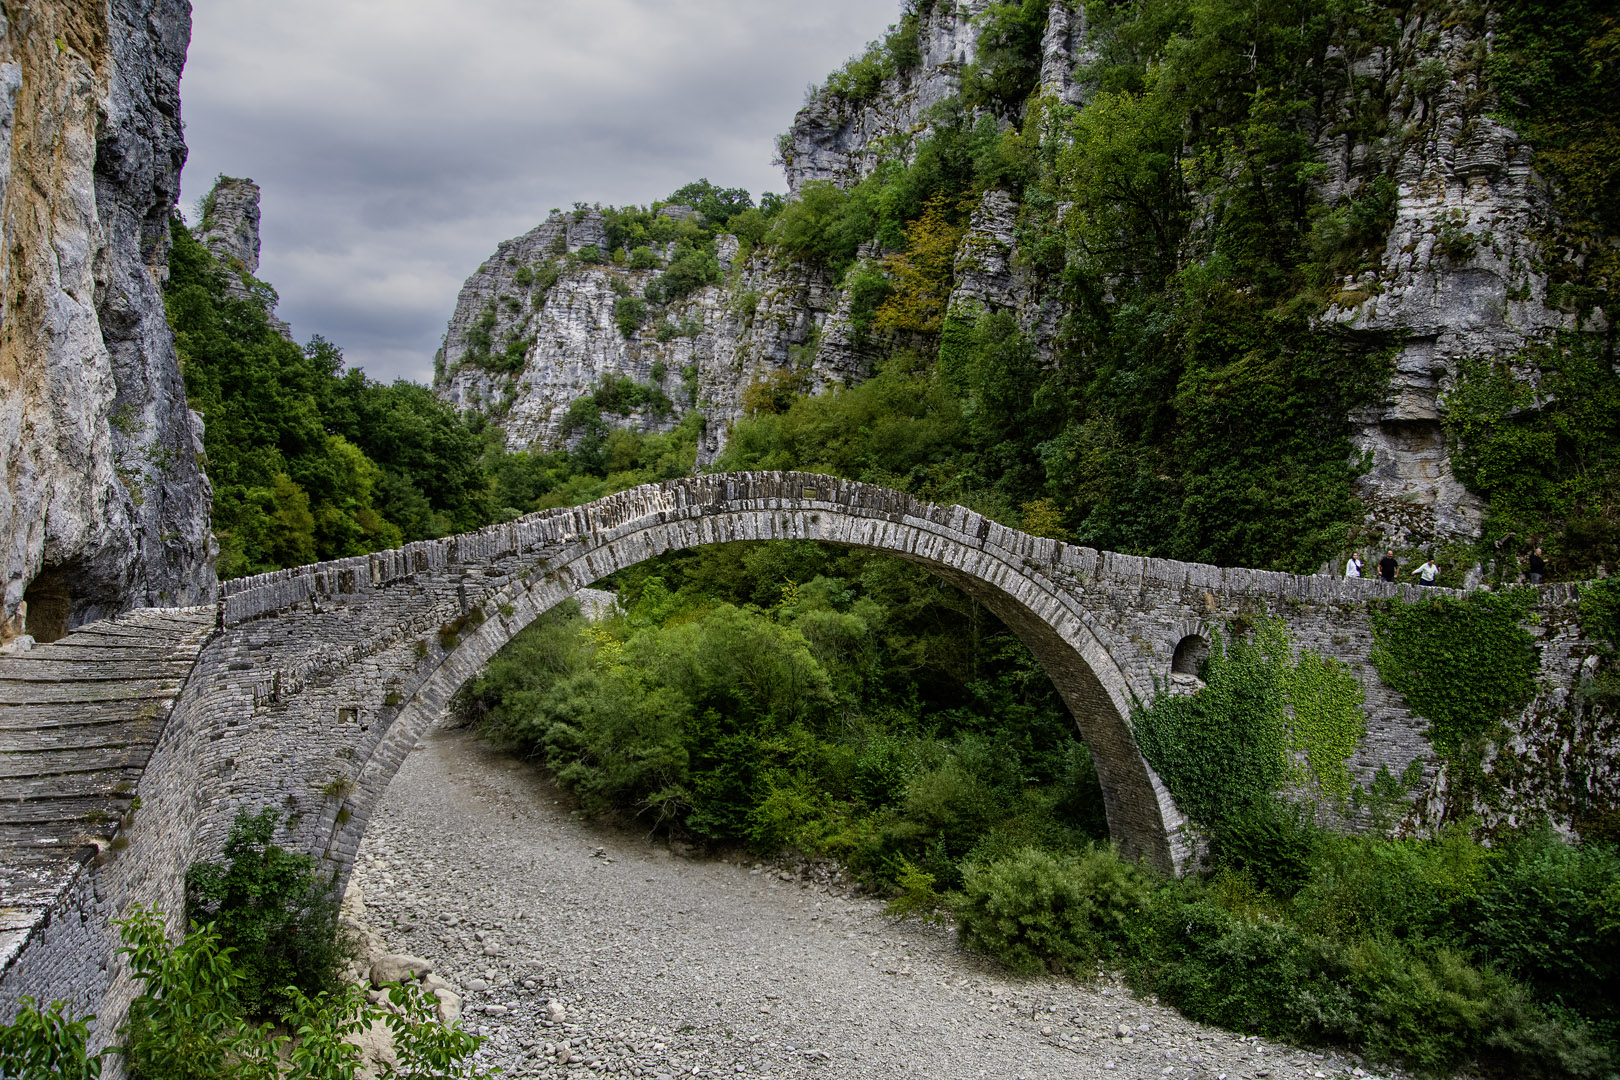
[1,471,1589,1028]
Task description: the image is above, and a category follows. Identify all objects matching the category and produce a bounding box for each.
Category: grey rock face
[781,0,991,194]
[434,208,856,462]
[195,175,262,274]
[1317,11,1593,541]
[0,0,215,642]
[1038,0,1097,107]
[192,175,291,334]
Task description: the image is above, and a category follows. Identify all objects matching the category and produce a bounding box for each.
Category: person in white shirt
[1412,559,1440,586]
[1344,554,1364,578]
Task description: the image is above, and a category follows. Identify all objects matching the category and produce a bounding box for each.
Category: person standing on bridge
[1413,557,1440,587]
[1344,553,1364,578]
[1529,548,1546,585]
[1379,550,1398,582]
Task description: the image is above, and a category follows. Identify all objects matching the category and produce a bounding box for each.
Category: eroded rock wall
[191,174,292,337]
[434,208,856,461]
[780,0,992,193]
[439,1,1599,546]
[1317,11,1597,540]
[0,0,214,642]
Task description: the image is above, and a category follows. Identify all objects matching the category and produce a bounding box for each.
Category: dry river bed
[348,723,1403,1080]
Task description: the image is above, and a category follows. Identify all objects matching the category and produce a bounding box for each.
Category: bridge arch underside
[336,507,1190,881]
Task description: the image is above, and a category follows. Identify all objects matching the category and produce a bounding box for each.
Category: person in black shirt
[1529,548,1545,585]
[1378,550,1398,582]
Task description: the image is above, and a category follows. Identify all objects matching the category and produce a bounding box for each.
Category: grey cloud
[181,0,888,382]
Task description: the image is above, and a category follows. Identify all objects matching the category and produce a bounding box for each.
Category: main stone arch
[207,473,1192,880]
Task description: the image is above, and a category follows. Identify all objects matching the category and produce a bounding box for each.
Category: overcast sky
[179,0,885,383]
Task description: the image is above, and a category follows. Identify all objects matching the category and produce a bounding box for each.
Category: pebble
[348,724,1408,1080]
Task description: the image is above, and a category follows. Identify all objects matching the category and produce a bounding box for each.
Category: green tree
[184,810,349,1016]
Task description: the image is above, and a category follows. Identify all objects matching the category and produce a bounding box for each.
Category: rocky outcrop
[0,0,214,643]
[192,175,290,334]
[434,208,858,460]
[780,0,991,193]
[195,175,262,274]
[1318,12,1596,541]
[441,0,1601,545]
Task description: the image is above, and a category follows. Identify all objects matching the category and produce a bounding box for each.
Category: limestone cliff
[438,0,1602,546]
[780,0,991,194]
[1316,12,1597,540]
[435,208,853,461]
[193,175,291,335]
[0,0,214,642]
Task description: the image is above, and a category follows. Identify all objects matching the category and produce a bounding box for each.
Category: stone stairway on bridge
[0,609,215,971]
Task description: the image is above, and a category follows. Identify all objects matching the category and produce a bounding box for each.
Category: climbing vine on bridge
[1133,618,1366,829]
[1368,590,1539,758]
[1283,646,1367,806]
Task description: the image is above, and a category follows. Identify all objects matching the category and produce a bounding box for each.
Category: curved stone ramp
[0,608,214,973]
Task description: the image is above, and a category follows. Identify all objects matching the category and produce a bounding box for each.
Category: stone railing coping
[215,472,1582,628]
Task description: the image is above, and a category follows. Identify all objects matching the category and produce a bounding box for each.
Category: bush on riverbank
[952,825,1619,1079]
[184,809,350,1016]
[0,908,487,1080]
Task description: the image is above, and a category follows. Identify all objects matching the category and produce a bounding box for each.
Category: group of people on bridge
[1342,547,1547,586]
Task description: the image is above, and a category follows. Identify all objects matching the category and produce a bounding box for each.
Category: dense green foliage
[1369,591,1540,756]
[184,810,349,1016]
[1490,0,1620,316]
[1133,619,1366,829]
[753,0,1410,572]
[0,999,100,1079]
[167,222,492,577]
[953,822,1619,1079]
[115,907,486,1080]
[454,542,1110,890]
[1580,578,1620,652]
[1443,337,1620,577]
[954,845,1152,975]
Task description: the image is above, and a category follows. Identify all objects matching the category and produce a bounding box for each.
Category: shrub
[844,264,894,345]
[114,906,492,1080]
[768,180,877,280]
[628,245,661,270]
[184,809,349,1016]
[1579,578,1620,651]
[0,999,102,1080]
[652,247,721,301]
[961,0,1049,116]
[117,908,274,1080]
[613,296,647,337]
[1215,797,1323,898]
[1289,827,1489,944]
[954,845,1151,975]
[1470,826,1620,1023]
[531,261,561,295]
[885,858,951,923]
[1132,892,1339,1040]
[1329,936,1608,1079]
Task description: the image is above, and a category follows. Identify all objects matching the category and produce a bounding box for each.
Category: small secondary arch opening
[1171,634,1210,677]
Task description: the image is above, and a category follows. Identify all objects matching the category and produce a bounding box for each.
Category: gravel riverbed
[349,723,1399,1080]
